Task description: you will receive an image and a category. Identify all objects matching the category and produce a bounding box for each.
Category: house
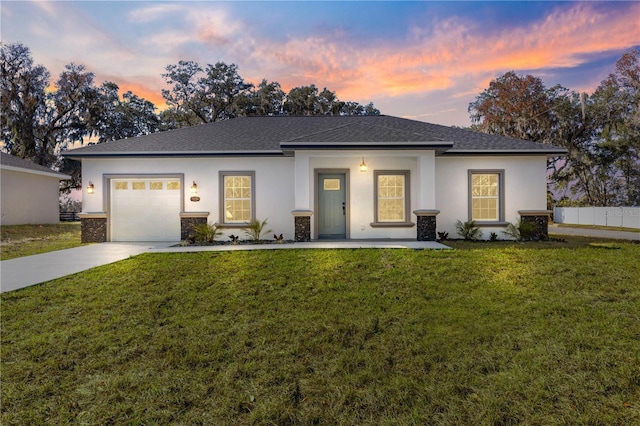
[63,115,566,243]
[0,152,71,225]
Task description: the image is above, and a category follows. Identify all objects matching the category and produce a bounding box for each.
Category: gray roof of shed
[0,152,70,178]
[63,115,567,158]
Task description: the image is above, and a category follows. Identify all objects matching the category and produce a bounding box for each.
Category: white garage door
[110,178,181,241]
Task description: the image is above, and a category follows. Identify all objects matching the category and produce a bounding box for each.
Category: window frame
[468,169,506,225]
[219,171,256,227]
[371,170,414,227]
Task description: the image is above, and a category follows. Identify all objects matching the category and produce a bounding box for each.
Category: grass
[0,223,84,260]
[2,245,640,424]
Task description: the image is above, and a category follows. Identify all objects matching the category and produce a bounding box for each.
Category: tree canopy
[469,50,640,206]
[0,42,380,192]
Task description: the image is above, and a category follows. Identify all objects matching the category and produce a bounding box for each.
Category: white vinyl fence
[553,207,640,229]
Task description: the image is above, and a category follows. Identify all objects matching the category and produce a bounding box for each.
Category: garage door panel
[110,178,181,241]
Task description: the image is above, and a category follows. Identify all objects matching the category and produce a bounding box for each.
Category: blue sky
[2,1,639,126]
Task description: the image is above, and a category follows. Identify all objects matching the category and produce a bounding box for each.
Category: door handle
[342,202,346,215]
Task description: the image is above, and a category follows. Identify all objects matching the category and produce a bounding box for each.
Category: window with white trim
[374,170,411,224]
[221,172,255,224]
[469,170,504,222]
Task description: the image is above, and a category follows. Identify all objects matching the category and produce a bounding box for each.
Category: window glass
[115,182,128,190]
[471,173,500,221]
[150,181,163,190]
[376,173,407,222]
[132,181,145,190]
[224,175,252,223]
[167,181,180,190]
[323,179,341,191]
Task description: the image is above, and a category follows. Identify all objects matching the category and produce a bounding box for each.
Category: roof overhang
[439,148,568,157]
[280,141,454,155]
[0,164,71,179]
[62,150,286,159]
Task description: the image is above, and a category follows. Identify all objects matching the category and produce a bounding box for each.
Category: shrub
[489,232,498,241]
[502,220,537,241]
[193,223,221,243]
[437,231,449,242]
[244,218,272,242]
[455,220,483,241]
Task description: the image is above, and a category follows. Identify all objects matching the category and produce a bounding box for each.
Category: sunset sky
[2,1,639,126]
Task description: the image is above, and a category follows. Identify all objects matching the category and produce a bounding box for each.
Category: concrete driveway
[0,242,173,293]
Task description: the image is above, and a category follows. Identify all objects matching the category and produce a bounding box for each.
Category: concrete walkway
[1,240,448,293]
[0,242,170,293]
[549,224,640,240]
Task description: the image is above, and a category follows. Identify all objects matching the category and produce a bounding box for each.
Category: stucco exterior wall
[435,156,548,239]
[1,169,62,225]
[81,153,548,241]
[81,157,296,240]
[300,150,434,240]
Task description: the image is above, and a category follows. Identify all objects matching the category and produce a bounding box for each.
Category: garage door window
[167,181,180,190]
[133,181,145,190]
[115,182,128,190]
[150,181,163,190]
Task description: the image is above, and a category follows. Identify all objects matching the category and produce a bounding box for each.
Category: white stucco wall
[81,153,548,241]
[81,157,296,240]
[435,156,548,239]
[296,150,436,240]
[1,169,63,225]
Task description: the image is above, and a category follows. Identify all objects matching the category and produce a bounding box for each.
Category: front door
[318,173,346,239]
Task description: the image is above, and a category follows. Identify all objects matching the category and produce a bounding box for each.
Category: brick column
[180,212,210,240]
[518,210,552,240]
[292,210,313,242]
[413,210,440,241]
[77,213,107,243]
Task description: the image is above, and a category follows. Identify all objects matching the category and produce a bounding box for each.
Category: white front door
[110,178,181,241]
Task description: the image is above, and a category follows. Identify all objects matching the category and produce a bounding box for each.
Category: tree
[92,82,160,143]
[283,84,380,116]
[1,43,100,168]
[160,60,253,128]
[250,79,285,116]
[469,51,640,207]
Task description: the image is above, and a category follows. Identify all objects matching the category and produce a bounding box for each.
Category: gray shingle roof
[63,115,567,158]
[0,152,70,178]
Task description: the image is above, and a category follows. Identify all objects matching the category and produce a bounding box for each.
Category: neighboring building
[0,152,71,225]
[63,115,566,242]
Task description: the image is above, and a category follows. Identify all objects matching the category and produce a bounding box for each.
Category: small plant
[229,235,239,245]
[244,218,272,242]
[455,220,483,241]
[502,220,537,241]
[489,232,498,241]
[437,231,449,242]
[193,223,221,243]
[274,233,284,243]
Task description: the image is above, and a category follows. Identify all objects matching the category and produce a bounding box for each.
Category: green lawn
[0,223,83,260]
[2,245,639,424]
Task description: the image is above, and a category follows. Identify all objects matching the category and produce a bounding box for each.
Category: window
[220,172,255,224]
[469,170,504,223]
[373,171,411,225]
[150,181,163,190]
[115,181,128,190]
[167,181,180,190]
[132,181,146,190]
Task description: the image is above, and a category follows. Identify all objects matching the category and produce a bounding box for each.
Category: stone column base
[413,210,440,241]
[180,212,210,240]
[78,213,107,243]
[292,210,314,242]
[518,210,551,240]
